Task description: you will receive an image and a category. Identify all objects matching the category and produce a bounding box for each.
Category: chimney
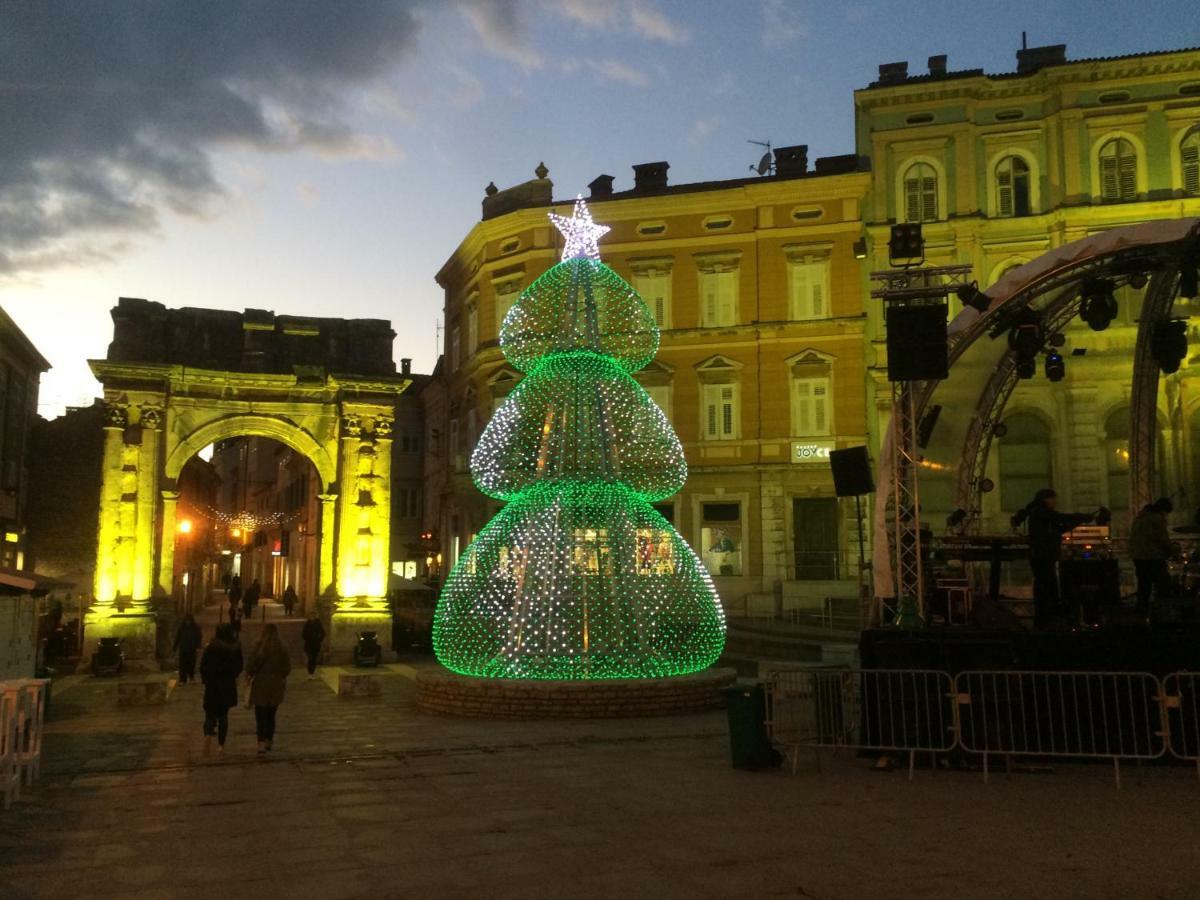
[632,161,669,193]
[400,358,412,375]
[877,61,909,84]
[774,145,808,177]
[1016,43,1066,75]
[588,174,614,199]
[928,54,947,77]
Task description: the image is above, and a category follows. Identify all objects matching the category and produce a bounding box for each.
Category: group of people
[223,574,302,624]
[1022,487,1177,627]
[172,609,327,755]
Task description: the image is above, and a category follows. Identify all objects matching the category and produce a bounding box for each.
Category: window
[637,221,666,236]
[997,412,1051,512]
[466,407,477,453]
[702,383,738,440]
[449,326,460,371]
[704,216,732,231]
[1183,127,1200,196]
[903,162,938,223]
[495,280,520,333]
[448,418,461,471]
[466,303,478,357]
[700,270,737,327]
[700,501,742,576]
[634,270,671,328]
[793,377,830,436]
[995,155,1032,217]
[1099,138,1137,202]
[788,258,829,320]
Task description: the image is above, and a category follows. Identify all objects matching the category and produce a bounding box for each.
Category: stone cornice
[90,359,411,396]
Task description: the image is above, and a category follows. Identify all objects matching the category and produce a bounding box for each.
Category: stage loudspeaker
[830,446,874,497]
[886,303,949,382]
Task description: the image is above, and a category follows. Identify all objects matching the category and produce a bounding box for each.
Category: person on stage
[1130,497,1176,620]
[1025,488,1094,629]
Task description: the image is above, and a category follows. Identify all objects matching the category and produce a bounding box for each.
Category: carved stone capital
[341,415,362,437]
[103,402,129,429]
[140,405,164,430]
[373,416,394,438]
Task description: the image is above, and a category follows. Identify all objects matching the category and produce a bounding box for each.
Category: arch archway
[86,302,412,660]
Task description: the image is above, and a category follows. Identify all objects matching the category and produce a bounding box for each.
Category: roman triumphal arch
[86,298,411,659]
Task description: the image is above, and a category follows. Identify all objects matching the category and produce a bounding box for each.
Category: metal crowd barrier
[0,679,48,809]
[766,668,955,779]
[765,668,1179,788]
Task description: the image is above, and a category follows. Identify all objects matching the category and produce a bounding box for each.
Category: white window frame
[787,255,830,321]
[701,382,739,441]
[634,270,672,328]
[792,376,832,437]
[643,383,672,421]
[902,161,939,223]
[699,270,737,327]
[494,279,521,336]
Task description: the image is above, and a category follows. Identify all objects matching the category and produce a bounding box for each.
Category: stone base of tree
[416,666,736,719]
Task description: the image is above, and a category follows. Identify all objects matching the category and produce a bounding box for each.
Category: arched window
[903,162,939,223]
[998,412,1052,512]
[1183,126,1200,196]
[995,155,1031,217]
[1099,138,1138,202]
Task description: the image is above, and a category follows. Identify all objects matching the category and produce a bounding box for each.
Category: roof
[0,306,50,373]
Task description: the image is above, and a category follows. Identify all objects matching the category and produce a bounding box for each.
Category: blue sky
[3,0,1196,415]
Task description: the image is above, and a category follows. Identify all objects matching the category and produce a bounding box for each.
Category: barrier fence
[765,667,1199,787]
[0,679,48,809]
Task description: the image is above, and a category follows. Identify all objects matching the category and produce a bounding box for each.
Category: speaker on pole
[886,303,949,382]
[829,446,874,497]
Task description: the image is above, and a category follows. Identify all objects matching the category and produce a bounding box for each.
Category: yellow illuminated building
[434,152,873,611]
[856,44,1200,534]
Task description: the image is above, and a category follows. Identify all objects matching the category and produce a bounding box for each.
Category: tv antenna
[748,139,773,176]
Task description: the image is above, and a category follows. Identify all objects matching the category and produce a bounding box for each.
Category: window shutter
[997,166,1013,217]
[813,381,829,434]
[1185,141,1200,195]
[905,177,921,222]
[705,387,717,437]
[703,277,717,325]
[719,272,735,325]
[654,295,666,325]
[791,265,809,318]
[811,276,825,318]
[796,380,811,434]
[1100,154,1119,200]
[1119,153,1137,200]
[921,177,938,222]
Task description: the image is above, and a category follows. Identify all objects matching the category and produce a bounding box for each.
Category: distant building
[0,307,50,574]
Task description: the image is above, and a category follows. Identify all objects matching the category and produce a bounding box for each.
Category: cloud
[627,1,689,44]
[688,116,724,146]
[762,0,808,48]
[587,59,651,88]
[447,65,485,109]
[0,1,422,276]
[455,0,542,69]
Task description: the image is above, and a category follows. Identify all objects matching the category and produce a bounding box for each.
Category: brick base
[416,667,736,719]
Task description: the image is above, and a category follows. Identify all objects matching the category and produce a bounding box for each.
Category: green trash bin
[722,679,781,770]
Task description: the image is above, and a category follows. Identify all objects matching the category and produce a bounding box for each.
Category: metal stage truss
[871,218,1200,610]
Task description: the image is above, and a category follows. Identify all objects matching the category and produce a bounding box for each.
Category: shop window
[700,501,742,576]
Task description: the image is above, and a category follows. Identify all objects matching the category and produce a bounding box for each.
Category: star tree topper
[549,196,610,261]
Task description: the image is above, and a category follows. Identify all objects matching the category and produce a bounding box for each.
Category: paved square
[2,667,1198,900]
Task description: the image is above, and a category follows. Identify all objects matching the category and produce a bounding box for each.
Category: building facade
[433,153,873,610]
[0,308,49,573]
[856,44,1200,535]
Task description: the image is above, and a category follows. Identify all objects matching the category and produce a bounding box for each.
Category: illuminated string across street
[433,197,726,679]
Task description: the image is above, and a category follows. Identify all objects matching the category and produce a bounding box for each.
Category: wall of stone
[0,596,37,680]
[416,667,735,719]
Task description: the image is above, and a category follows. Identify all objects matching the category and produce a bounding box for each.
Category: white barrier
[1163,672,1200,779]
[0,691,20,809]
[0,678,48,806]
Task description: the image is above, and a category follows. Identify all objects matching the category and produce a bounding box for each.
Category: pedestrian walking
[243,579,261,619]
[281,584,297,617]
[228,580,243,616]
[246,624,291,754]
[199,624,243,756]
[173,613,203,684]
[302,614,325,679]
[227,598,242,636]
[1130,497,1176,619]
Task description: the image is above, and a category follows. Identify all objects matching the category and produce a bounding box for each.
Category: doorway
[793,498,839,580]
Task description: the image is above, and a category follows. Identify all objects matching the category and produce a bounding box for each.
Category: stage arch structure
[87,299,412,660]
[873,218,1200,609]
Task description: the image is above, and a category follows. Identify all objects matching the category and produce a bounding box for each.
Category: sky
[2,0,1197,417]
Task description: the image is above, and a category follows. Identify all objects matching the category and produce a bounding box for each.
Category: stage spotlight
[888,223,924,266]
[1152,319,1188,374]
[1181,263,1199,300]
[1049,332,1066,348]
[1016,357,1037,379]
[1044,350,1065,382]
[1128,272,1149,290]
[992,423,1008,438]
[853,238,868,259]
[946,508,968,529]
[1080,278,1118,331]
[1008,322,1042,359]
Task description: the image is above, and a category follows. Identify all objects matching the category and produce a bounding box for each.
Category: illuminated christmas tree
[433,197,726,679]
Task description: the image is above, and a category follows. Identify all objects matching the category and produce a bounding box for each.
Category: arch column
[93,403,129,606]
[318,492,338,598]
[158,490,181,598]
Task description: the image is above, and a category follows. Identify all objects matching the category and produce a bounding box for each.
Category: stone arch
[165,412,337,491]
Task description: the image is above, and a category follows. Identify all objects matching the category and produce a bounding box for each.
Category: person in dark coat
[301,614,325,679]
[281,585,298,618]
[246,624,291,753]
[243,579,261,619]
[1025,488,1095,629]
[1130,497,1176,618]
[200,624,243,755]
[173,614,203,684]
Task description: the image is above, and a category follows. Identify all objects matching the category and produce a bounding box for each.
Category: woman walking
[246,623,291,754]
[199,624,243,756]
[173,613,202,684]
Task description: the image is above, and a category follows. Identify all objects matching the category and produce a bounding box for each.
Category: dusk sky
[3,0,1196,416]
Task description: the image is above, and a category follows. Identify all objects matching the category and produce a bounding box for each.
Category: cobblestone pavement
[2,665,1199,900]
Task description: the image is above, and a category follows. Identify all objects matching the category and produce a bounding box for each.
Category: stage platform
[861,623,1200,677]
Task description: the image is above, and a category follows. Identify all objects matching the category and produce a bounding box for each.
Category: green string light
[433,201,725,680]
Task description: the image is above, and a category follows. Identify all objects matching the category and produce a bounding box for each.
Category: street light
[177,518,193,534]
